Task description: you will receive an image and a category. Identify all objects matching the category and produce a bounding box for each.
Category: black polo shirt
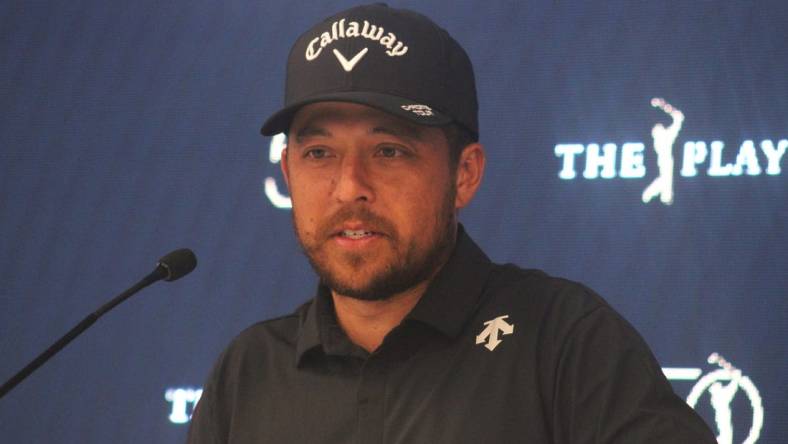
[187,227,715,443]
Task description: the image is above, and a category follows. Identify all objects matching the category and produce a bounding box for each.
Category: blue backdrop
[1,1,785,442]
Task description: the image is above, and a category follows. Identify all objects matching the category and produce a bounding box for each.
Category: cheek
[289,183,325,233]
[387,177,450,226]
[289,171,329,206]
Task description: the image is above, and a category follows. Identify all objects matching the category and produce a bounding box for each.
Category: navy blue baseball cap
[260,3,478,140]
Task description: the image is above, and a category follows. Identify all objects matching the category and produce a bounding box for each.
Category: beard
[293,185,458,301]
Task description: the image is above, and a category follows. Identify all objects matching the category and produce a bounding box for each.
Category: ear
[454,143,485,209]
[280,147,290,188]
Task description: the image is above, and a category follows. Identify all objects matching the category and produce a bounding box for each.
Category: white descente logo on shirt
[476,315,515,351]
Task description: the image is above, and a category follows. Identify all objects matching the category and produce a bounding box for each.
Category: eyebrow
[294,126,331,143]
[371,123,424,141]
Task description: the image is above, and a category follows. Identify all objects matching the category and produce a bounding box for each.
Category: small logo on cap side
[332,48,368,72]
[401,104,434,116]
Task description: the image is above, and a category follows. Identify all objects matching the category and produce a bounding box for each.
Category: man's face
[281,102,459,301]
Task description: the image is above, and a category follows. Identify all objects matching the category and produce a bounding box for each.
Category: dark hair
[441,123,477,169]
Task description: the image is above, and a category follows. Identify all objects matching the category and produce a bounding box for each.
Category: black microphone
[157,248,198,282]
[0,248,197,399]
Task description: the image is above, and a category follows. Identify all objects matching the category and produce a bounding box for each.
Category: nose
[333,154,374,203]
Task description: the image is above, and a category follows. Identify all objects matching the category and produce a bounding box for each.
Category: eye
[376,145,407,158]
[304,147,329,159]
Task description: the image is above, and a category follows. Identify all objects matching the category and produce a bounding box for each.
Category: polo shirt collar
[295,224,493,366]
[405,225,493,337]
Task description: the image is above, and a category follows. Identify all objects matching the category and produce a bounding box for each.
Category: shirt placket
[356,354,388,444]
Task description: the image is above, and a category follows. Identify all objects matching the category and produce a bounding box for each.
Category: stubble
[293,186,457,301]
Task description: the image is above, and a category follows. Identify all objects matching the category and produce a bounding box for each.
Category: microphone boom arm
[0,248,195,400]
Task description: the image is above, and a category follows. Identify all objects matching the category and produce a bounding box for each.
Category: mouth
[328,224,390,245]
[323,212,394,245]
[338,229,377,240]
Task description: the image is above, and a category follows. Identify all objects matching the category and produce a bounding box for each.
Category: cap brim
[260,91,453,136]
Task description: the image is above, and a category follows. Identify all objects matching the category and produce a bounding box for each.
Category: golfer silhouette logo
[686,353,764,444]
[642,98,684,205]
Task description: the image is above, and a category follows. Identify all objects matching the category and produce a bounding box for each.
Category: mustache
[318,206,397,239]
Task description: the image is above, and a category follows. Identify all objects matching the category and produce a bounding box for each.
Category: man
[188,4,716,443]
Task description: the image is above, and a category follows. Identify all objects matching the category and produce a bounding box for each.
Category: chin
[322,268,403,301]
[332,287,395,302]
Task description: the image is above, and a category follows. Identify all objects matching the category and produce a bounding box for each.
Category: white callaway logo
[332,47,368,72]
[305,18,409,72]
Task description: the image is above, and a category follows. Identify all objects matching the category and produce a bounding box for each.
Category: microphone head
[157,248,197,281]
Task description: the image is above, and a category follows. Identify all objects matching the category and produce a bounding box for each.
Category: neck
[331,280,430,353]
[331,223,460,353]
